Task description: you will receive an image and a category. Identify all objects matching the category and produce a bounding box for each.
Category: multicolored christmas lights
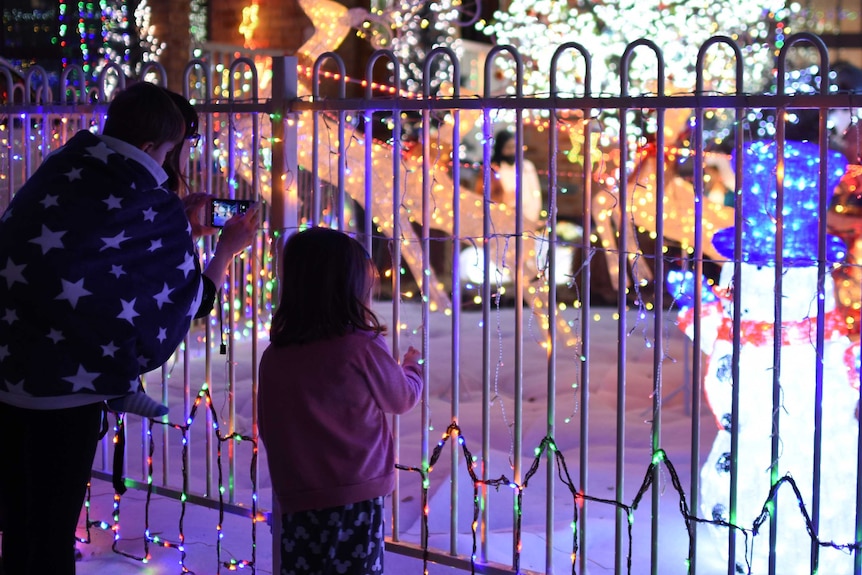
[399,422,861,575]
[79,383,259,573]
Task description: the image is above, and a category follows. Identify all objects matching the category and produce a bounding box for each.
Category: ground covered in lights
[55,302,776,574]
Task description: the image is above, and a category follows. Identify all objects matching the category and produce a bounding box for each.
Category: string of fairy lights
[78,384,260,573]
[55,0,163,78]
[8,0,862,565]
[74,392,862,575]
[397,422,862,575]
[477,0,849,120]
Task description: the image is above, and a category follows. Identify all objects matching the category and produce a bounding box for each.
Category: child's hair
[492,129,513,164]
[270,227,384,345]
[103,82,185,150]
[162,89,199,194]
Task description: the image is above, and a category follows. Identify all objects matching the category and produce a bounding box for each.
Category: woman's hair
[103,82,185,149]
[162,90,199,194]
[270,227,384,345]
[491,129,513,164]
[832,61,862,94]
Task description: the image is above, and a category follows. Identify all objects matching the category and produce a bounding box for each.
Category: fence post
[270,55,299,237]
[268,54,299,575]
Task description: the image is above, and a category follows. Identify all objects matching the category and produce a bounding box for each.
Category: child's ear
[139,141,156,153]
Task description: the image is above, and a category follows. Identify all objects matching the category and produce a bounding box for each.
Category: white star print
[3,309,17,324]
[100,230,130,251]
[118,298,139,324]
[40,194,59,208]
[85,142,114,163]
[65,167,83,181]
[63,365,99,392]
[56,278,92,309]
[148,239,163,252]
[29,225,66,255]
[103,195,123,210]
[0,345,8,361]
[178,253,196,278]
[102,341,119,357]
[153,283,173,309]
[137,355,149,367]
[110,265,125,278]
[0,258,27,289]
[142,207,157,222]
[47,329,64,343]
[5,380,28,396]
[157,327,167,343]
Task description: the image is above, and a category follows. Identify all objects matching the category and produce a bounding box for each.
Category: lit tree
[361,0,463,95]
[478,0,813,98]
[102,0,165,78]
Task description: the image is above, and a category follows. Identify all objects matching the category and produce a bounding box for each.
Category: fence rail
[1,32,861,575]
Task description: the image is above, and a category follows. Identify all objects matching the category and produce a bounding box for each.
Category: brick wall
[148,0,191,91]
[208,0,244,47]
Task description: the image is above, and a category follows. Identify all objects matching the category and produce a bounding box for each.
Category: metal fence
[2,30,862,575]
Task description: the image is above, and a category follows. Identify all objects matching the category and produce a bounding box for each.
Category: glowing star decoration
[239,2,260,49]
[667,140,858,574]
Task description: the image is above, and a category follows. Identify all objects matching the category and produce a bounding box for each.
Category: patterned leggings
[280,497,385,575]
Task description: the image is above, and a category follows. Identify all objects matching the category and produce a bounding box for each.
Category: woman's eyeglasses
[186,133,202,147]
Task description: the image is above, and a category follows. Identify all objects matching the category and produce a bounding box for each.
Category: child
[259,227,422,574]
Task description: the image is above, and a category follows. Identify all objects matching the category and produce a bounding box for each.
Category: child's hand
[403,346,421,365]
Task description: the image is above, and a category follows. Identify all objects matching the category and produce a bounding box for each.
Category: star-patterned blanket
[0,130,202,408]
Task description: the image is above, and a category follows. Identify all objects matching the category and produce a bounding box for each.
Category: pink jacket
[258,330,422,513]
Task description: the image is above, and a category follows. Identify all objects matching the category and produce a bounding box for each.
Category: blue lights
[667,270,719,307]
[712,140,848,266]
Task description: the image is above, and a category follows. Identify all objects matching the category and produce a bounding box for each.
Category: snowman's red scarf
[678,301,858,426]
[678,301,848,348]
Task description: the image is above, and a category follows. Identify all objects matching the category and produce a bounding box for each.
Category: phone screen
[210,199,251,227]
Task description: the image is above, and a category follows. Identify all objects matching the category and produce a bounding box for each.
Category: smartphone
[209,198,252,227]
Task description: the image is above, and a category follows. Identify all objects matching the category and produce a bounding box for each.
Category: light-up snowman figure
[669,140,859,573]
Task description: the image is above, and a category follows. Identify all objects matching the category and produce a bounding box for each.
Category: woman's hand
[182,193,219,238]
[216,205,260,257]
[202,204,260,285]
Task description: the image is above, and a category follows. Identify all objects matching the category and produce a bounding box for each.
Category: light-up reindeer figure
[226,0,575,348]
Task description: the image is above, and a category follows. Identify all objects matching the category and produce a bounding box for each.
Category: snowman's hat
[712,140,848,266]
